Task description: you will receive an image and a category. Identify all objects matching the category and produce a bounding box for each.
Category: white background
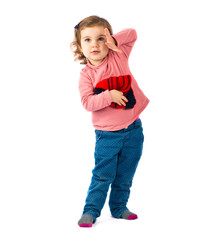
[0,0,219,239]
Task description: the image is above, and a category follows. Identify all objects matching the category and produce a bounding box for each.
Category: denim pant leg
[82,130,123,222]
[109,119,144,218]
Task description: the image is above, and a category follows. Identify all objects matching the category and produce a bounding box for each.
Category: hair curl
[70,15,113,65]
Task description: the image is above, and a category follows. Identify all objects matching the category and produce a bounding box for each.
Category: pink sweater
[78,28,150,131]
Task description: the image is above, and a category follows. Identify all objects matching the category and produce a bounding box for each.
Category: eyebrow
[82,34,106,39]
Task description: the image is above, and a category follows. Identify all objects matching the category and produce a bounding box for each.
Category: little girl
[70,15,150,227]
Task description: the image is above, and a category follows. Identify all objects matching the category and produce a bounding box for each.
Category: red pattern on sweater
[94,75,135,109]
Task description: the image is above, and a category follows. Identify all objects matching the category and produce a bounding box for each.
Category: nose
[92,40,99,48]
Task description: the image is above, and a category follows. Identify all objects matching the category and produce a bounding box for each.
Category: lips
[91,50,100,54]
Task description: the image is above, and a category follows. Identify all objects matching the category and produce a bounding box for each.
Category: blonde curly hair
[70,15,113,65]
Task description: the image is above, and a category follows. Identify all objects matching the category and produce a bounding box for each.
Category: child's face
[80,26,109,66]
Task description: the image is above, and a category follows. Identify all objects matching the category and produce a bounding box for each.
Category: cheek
[102,43,109,53]
[81,44,88,55]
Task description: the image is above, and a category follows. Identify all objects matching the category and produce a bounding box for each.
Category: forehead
[81,26,105,38]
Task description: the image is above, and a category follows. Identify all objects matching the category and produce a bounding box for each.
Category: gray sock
[78,214,94,227]
[120,210,138,220]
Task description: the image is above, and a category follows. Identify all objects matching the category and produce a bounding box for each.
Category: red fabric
[94,75,132,109]
[96,75,131,93]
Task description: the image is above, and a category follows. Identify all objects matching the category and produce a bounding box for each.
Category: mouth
[91,50,100,54]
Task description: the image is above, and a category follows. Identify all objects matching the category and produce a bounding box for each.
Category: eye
[84,38,91,42]
[98,37,105,41]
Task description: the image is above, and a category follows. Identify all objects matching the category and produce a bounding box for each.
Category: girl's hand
[109,90,128,106]
[104,28,123,54]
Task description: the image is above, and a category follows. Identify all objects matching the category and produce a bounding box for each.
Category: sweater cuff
[104,90,113,105]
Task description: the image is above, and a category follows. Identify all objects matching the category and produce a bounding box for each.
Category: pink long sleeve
[113,28,137,58]
[79,69,112,112]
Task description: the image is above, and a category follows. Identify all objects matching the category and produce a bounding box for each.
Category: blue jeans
[82,119,144,222]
